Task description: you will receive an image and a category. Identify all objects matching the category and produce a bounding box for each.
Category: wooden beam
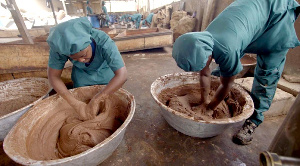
[5,0,33,44]
[49,0,58,25]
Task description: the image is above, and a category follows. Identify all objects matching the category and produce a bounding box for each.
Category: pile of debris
[170,11,196,42]
[151,5,172,29]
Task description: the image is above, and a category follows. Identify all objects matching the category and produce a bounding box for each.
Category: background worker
[101,1,109,26]
[47,17,127,121]
[172,0,300,145]
[141,13,154,28]
[120,14,130,23]
[86,0,93,15]
[128,13,142,29]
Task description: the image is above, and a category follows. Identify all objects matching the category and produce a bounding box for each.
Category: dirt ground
[0,47,286,166]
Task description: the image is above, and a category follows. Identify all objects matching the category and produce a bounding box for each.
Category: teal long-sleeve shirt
[206,0,300,77]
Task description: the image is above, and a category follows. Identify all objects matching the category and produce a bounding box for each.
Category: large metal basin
[0,77,52,141]
[3,85,135,165]
[150,72,254,138]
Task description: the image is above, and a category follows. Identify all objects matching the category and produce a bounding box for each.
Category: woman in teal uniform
[129,14,142,29]
[172,0,299,145]
[47,17,127,120]
[102,1,109,26]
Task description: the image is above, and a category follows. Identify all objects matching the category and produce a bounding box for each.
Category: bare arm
[92,66,128,102]
[47,67,79,106]
[207,75,236,110]
[199,56,212,104]
[48,67,89,119]
[86,66,127,117]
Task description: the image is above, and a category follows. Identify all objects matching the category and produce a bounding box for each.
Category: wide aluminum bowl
[150,72,254,138]
[4,85,135,166]
[0,77,52,141]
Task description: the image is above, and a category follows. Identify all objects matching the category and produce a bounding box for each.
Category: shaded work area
[0,47,287,166]
[1,0,300,165]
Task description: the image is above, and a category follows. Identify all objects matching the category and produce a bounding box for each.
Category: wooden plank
[144,34,173,49]
[5,0,33,44]
[125,28,158,36]
[33,35,48,42]
[114,28,172,41]
[0,43,49,74]
[0,31,14,37]
[115,38,145,52]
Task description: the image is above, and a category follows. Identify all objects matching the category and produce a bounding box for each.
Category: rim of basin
[0,77,52,120]
[3,86,136,165]
[150,72,254,125]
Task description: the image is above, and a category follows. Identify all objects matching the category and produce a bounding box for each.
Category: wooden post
[5,0,33,44]
[201,0,215,31]
[49,0,58,25]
